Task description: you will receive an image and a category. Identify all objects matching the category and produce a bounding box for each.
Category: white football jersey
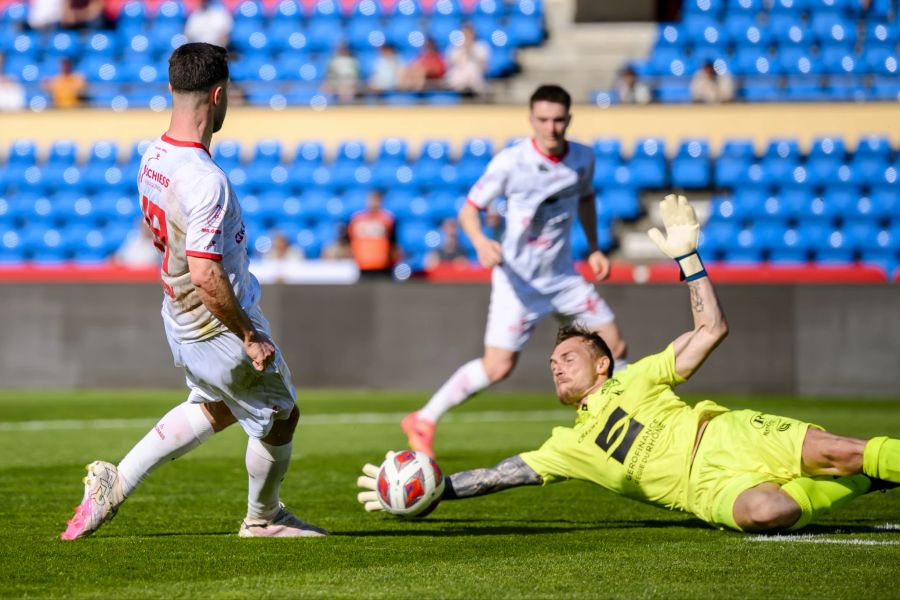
[467,138,595,294]
[137,134,260,343]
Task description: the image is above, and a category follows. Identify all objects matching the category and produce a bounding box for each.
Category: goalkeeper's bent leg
[781,475,872,531]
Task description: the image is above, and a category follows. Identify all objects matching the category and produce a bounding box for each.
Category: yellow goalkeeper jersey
[520,344,729,513]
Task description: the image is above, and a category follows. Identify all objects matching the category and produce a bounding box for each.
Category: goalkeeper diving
[359,194,899,532]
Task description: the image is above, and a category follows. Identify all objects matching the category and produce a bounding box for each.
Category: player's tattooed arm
[442,456,543,500]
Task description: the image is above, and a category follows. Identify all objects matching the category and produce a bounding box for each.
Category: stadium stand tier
[590,0,900,104]
[1,132,898,277]
[0,0,544,110]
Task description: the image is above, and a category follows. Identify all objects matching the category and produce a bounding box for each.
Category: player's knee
[201,402,237,433]
[609,338,627,360]
[264,405,300,445]
[483,355,516,383]
[736,493,801,532]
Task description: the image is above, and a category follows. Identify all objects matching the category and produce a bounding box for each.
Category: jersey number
[594,406,645,464]
[140,195,175,298]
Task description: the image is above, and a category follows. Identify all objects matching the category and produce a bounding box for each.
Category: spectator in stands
[262,232,305,264]
[28,0,64,30]
[368,43,405,94]
[445,24,490,98]
[42,57,86,108]
[62,0,105,29]
[256,231,305,283]
[426,218,469,269]
[690,61,735,104]
[321,223,353,260]
[184,0,233,49]
[614,65,651,105]
[114,220,159,267]
[348,189,397,276]
[324,43,361,103]
[401,38,447,91]
[0,54,26,112]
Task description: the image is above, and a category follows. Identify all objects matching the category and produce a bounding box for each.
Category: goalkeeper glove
[647,194,707,281]
[356,451,395,512]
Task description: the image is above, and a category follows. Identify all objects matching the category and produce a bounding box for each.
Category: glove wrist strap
[674,251,706,282]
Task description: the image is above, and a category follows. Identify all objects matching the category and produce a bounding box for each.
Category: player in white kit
[61,43,326,539]
[402,85,628,458]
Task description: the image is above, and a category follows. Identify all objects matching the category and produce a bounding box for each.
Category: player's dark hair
[555,325,614,376]
[168,43,229,93]
[529,84,571,112]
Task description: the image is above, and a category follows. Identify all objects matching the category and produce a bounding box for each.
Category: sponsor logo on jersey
[200,227,222,234]
[205,240,218,250]
[206,204,224,226]
[139,163,170,188]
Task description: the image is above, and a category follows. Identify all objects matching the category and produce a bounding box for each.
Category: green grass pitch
[1,390,899,599]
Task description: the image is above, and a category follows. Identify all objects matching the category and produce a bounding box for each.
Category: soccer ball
[375,450,445,518]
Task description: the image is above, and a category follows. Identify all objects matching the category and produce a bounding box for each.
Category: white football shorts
[484,267,616,352]
[164,307,296,439]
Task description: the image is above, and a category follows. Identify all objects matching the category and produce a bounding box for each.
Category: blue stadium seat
[427,189,462,222]
[728,0,763,11]
[864,47,900,76]
[707,195,748,224]
[600,188,641,220]
[698,221,738,258]
[769,15,805,43]
[398,220,441,256]
[866,22,900,48]
[305,19,343,52]
[46,31,81,59]
[213,140,242,169]
[655,79,693,103]
[253,140,284,167]
[655,23,687,48]
[671,139,711,188]
[768,226,811,263]
[714,139,755,188]
[507,14,544,45]
[723,227,763,263]
[629,138,667,188]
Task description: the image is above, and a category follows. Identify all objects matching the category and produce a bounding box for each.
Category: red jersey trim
[531,138,568,163]
[185,250,223,260]
[465,197,486,211]
[161,134,211,156]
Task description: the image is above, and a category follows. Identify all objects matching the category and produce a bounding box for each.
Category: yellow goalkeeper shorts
[686,409,819,531]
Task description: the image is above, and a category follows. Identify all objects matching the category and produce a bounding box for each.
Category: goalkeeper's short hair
[555,325,614,376]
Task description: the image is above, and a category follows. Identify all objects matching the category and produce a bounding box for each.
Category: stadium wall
[7,104,900,157]
[1,282,898,397]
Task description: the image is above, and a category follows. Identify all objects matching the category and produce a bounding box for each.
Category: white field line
[0,409,572,433]
[748,533,900,546]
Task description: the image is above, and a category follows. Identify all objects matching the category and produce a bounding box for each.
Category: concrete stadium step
[494,0,657,104]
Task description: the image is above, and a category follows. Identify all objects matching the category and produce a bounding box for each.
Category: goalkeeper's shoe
[401,412,436,458]
[60,461,125,540]
[239,504,328,538]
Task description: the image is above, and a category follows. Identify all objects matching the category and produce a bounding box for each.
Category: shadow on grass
[336,518,713,537]
[98,531,235,539]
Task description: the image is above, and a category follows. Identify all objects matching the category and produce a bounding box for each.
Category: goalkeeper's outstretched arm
[647,194,729,380]
[442,456,543,500]
[357,455,542,512]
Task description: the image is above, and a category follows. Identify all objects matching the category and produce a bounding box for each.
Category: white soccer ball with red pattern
[375,450,445,518]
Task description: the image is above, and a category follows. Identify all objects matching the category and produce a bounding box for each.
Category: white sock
[117,401,214,497]
[418,358,491,423]
[614,358,629,373]
[246,437,292,520]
